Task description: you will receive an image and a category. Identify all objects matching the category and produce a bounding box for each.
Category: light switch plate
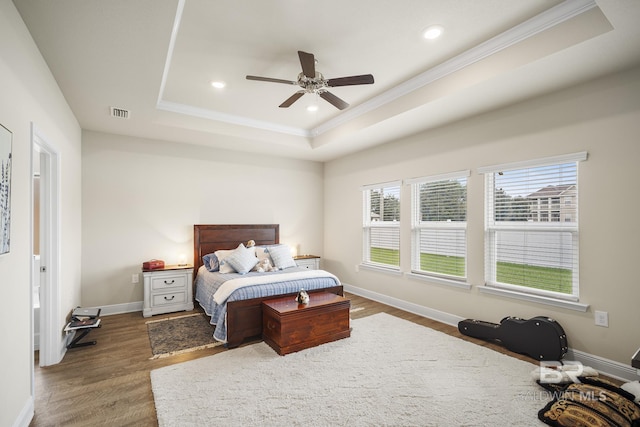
[594,310,608,327]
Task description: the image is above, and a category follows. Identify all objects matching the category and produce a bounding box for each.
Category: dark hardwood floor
[30,293,547,426]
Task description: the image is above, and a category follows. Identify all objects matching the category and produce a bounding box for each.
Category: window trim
[479,152,587,304]
[405,271,472,290]
[361,180,402,193]
[407,170,469,282]
[361,180,401,271]
[404,170,470,186]
[478,285,589,312]
[477,151,587,174]
[359,262,403,276]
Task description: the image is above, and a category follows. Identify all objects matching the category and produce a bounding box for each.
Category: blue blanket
[194,266,341,342]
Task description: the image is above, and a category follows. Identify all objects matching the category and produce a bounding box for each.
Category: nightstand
[294,255,320,270]
[142,265,194,317]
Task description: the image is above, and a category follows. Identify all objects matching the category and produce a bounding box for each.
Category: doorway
[31,123,62,373]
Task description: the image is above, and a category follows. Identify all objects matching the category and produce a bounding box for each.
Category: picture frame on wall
[0,124,12,255]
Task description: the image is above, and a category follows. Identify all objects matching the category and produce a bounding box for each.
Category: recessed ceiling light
[422,25,444,40]
[211,81,226,89]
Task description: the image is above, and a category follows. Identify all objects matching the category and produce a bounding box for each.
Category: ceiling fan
[246,51,374,110]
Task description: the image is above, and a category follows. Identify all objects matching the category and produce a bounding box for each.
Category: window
[408,171,469,280]
[479,152,587,300]
[362,181,401,270]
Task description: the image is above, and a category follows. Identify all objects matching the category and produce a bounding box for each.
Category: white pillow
[267,244,297,270]
[223,244,259,275]
[216,245,241,274]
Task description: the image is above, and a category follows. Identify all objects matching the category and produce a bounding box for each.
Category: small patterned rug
[146,313,222,359]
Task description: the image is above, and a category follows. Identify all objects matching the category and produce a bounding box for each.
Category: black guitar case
[458,316,568,361]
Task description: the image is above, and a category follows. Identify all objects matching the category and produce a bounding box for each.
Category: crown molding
[311,0,598,137]
[157,0,598,142]
[156,100,311,137]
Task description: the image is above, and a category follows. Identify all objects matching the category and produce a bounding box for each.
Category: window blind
[362,181,401,269]
[408,171,468,279]
[481,153,586,299]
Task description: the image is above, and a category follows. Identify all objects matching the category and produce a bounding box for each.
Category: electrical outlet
[594,310,608,327]
[355,264,360,273]
[132,273,139,284]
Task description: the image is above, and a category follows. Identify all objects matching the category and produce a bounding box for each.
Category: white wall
[81,131,324,308]
[324,66,640,367]
[2,2,635,425]
[0,1,82,426]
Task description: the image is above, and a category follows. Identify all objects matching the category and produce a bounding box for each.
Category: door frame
[30,123,62,372]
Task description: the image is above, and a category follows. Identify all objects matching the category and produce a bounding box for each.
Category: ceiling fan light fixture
[306,104,319,112]
[247,50,374,110]
[210,80,226,89]
[422,25,444,40]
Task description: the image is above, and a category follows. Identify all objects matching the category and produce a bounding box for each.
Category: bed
[193,224,343,348]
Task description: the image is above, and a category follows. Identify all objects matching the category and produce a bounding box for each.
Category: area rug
[146,313,222,359]
[151,312,548,426]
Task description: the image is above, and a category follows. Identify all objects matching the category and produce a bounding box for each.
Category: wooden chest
[262,292,350,355]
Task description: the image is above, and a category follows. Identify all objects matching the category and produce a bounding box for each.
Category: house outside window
[362,181,401,270]
[529,185,576,222]
[407,171,469,280]
[479,152,587,300]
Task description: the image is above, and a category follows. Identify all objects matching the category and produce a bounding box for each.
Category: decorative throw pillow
[538,377,640,426]
[266,244,297,270]
[215,246,240,274]
[202,253,219,272]
[220,243,258,275]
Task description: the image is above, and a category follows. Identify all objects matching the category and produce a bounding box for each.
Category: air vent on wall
[110,106,130,119]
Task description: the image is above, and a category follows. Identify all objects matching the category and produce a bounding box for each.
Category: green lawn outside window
[420,253,465,277]
[369,247,400,266]
[496,261,572,294]
[369,248,572,294]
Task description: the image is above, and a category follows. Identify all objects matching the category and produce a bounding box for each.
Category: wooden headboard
[193,224,280,278]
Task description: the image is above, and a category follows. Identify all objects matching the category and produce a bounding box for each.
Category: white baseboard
[343,283,640,382]
[13,397,34,427]
[80,301,143,316]
[344,283,465,327]
[566,349,640,382]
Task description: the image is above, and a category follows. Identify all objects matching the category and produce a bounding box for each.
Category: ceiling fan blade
[327,74,375,87]
[298,51,316,78]
[246,75,297,85]
[279,91,305,108]
[320,91,349,110]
